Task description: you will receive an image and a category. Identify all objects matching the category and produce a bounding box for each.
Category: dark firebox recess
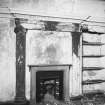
[36,71,64,103]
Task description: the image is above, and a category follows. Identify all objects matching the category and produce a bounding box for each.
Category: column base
[14,96,27,105]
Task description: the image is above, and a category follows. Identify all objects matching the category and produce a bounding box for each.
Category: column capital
[14,18,27,35]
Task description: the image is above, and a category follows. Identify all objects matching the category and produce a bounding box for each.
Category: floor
[0,92,105,105]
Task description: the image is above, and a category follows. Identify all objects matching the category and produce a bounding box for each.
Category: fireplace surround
[29,64,71,105]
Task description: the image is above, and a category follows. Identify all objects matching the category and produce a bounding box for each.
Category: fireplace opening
[29,65,70,105]
[36,71,64,103]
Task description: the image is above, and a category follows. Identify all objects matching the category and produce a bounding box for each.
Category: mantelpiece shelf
[82,41,105,46]
[82,79,105,85]
[82,67,105,71]
[82,55,105,58]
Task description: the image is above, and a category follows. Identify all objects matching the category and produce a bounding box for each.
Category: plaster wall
[26,30,72,99]
[10,0,105,18]
[0,0,105,102]
[83,28,105,93]
[0,19,16,101]
[0,18,105,101]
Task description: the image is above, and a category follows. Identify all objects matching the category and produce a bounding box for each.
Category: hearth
[29,65,71,105]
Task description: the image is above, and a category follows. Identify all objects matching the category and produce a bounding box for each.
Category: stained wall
[26,30,72,99]
[0,0,105,102]
[0,18,16,101]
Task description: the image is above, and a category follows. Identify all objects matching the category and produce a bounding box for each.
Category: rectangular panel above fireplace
[29,64,71,105]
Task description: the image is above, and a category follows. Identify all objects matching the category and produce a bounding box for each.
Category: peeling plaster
[26,30,72,99]
[27,30,72,65]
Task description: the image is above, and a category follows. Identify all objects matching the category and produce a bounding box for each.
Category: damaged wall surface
[26,30,72,99]
[0,18,16,101]
[26,30,72,65]
[0,0,105,102]
[0,19,105,102]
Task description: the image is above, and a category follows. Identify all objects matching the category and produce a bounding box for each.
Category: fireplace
[29,64,71,105]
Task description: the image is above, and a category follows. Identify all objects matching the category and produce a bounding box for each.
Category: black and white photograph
[0,0,105,105]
